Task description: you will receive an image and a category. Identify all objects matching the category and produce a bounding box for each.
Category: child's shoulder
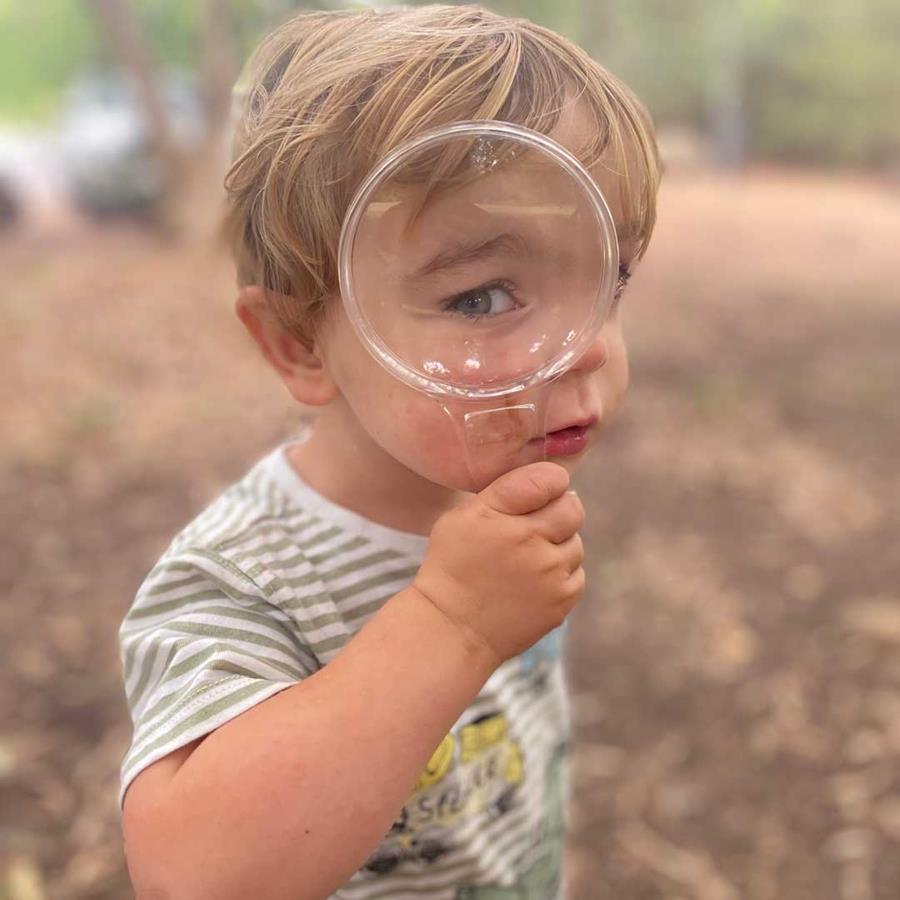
[166,437,428,562]
[122,437,429,673]
[166,441,310,560]
[151,440,337,590]
[127,442,322,616]
[139,436,428,612]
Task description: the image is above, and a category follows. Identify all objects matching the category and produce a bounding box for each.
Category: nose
[569,328,608,374]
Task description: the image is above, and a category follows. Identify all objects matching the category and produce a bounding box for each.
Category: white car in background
[58,71,205,217]
[0,128,68,231]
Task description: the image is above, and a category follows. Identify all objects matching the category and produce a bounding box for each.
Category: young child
[118,6,659,898]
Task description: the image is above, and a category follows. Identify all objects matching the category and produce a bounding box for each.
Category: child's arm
[122,462,585,900]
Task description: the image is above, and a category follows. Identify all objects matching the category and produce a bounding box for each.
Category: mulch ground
[1,170,898,900]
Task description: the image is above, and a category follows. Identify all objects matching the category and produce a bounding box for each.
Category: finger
[527,491,585,544]
[562,565,586,601]
[555,532,584,575]
[479,461,570,517]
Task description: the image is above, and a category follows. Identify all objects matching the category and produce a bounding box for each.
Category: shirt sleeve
[118,545,319,808]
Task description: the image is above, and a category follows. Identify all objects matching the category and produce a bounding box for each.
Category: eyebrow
[410,231,532,281]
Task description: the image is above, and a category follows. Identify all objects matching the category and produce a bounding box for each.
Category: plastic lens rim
[337,120,619,401]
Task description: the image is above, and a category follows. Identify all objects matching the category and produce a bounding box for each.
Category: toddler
[118,6,660,898]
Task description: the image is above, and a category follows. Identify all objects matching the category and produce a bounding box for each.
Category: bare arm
[123,585,498,900]
[123,462,585,900]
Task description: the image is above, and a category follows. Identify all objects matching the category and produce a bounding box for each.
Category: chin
[545,451,588,473]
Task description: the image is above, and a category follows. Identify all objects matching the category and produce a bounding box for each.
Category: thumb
[479,461,571,516]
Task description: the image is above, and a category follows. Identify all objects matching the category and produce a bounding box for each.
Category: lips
[541,423,592,457]
[546,414,599,435]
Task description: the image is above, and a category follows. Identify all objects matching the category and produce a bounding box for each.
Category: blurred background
[1,1,898,898]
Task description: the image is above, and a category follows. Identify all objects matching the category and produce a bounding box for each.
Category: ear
[235,285,339,407]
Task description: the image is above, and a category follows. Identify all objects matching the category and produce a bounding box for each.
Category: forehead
[358,156,609,284]
[359,109,640,272]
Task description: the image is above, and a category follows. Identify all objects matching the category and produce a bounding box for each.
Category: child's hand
[413,461,585,669]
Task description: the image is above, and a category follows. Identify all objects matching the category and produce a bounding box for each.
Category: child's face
[314,103,639,494]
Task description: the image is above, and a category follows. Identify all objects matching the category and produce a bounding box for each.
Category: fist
[413,461,586,669]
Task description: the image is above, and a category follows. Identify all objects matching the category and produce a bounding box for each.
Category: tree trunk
[706,3,747,170]
[88,0,239,240]
[87,0,181,174]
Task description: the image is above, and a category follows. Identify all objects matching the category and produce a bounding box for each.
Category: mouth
[545,414,599,435]
[529,414,599,457]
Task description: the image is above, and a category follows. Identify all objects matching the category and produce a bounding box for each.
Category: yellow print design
[410,714,524,829]
[417,714,524,793]
[364,714,524,875]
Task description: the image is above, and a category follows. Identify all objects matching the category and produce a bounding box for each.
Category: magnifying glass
[338,121,619,492]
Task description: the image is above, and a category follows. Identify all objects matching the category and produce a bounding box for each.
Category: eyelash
[442,279,521,321]
[442,265,632,320]
[613,264,632,306]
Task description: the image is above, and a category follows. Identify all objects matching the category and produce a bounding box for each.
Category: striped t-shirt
[119,433,572,899]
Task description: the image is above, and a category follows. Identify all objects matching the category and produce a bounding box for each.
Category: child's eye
[443,281,520,320]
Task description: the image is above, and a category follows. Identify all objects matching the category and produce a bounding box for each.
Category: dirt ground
[1,170,898,900]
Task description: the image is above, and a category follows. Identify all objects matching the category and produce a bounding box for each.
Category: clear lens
[339,122,618,401]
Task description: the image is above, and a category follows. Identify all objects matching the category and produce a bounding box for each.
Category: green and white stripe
[119,438,570,898]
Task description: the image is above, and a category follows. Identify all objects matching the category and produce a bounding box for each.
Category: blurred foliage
[742,1,900,166]
[2,0,898,167]
[565,0,900,167]
[0,0,293,120]
[0,1,100,121]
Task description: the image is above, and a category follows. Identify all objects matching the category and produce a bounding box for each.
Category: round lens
[339,122,618,400]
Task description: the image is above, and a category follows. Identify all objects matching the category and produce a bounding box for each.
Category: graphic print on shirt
[518,625,565,691]
[363,712,524,875]
[455,746,566,900]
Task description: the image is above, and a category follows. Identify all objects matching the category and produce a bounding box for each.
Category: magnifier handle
[462,404,545,460]
[438,398,550,493]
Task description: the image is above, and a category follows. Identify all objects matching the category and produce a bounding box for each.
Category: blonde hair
[224,4,660,343]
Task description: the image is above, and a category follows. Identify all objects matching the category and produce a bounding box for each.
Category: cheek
[354,375,547,490]
[389,392,460,461]
[327,322,547,491]
[321,317,479,487]
[604,324,630,406]
[344,369,477,486]
[614,339,630,398]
